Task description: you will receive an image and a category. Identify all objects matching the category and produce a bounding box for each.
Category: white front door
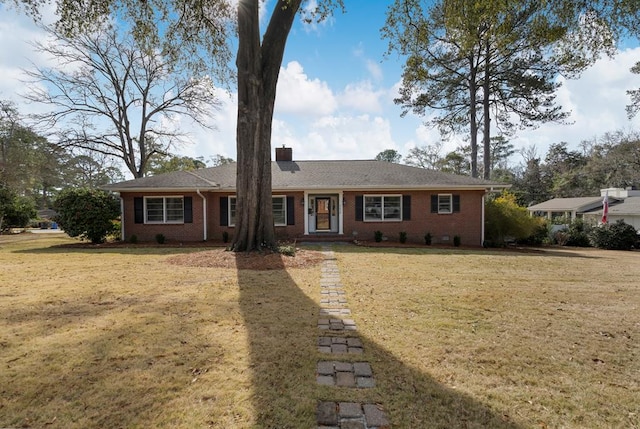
[307,194,340,234]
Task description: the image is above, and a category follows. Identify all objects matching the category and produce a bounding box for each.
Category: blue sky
[2,0,640,173]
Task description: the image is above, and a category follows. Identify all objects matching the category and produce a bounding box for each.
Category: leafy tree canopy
[0,185,37,232]
[375,149,402,163]
[147,154,207,176]
[53,188,120,243]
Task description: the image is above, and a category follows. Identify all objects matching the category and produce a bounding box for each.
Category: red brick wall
[121,190,485,246]
[121,192,206,242]
[342,190,485,246]
[206,191,305,243]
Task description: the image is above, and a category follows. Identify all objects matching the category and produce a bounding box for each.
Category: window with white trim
[228,196,287,227]
[145,196,184,223]
[364,195,402,221]
[438,194,453,214]
[272,196,286,226]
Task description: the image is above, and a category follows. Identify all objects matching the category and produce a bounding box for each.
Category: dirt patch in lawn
[167,247,325,270]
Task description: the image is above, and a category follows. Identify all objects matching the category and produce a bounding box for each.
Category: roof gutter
[196,189,207,241]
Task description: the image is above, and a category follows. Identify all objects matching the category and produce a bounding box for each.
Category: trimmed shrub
[399,231,407,244]
[453,235,461,247]
[109,220,122,241]
[0,187,36,232]
[374,230,383,242]
[222,231,229,243]
[53,188,120,244]
[424,232,432,245]
[129,234,138,244]
[277,243,296,256]
[155,233,166,244]
[589,220,638,250]
[485,191,542,246]
[517,221,549,246]
[565,219,592,247]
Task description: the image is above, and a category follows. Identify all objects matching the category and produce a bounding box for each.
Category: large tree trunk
[468,57,479,178]
[482,37,492,180]
[231,0,300,252]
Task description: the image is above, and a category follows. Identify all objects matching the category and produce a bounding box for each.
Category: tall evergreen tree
[383,0,613,179]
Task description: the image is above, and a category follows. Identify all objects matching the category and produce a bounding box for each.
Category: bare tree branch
[22,23,221,178]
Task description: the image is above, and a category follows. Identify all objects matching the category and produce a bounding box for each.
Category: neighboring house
[582,191,640,231]
[526,197,607,222]
[105,147,508,245]
[528,188,640,230]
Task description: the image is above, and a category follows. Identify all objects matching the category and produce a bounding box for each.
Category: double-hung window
[438,194,453,214]
[363,195,402,221]
[145,197,184,223]
[430,194,460,214]
[271,196,286,226]
[228,196,287,227]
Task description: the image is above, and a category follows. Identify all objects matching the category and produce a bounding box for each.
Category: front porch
[304,192,344,236]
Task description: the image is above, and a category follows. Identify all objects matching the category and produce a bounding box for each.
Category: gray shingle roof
[105,160,507,192]
[527,197,605,212]
[610,196,640,215]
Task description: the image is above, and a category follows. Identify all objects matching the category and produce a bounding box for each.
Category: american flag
[601,191,609,224]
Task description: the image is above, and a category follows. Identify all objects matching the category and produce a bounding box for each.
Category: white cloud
[275,114,396,160]
[182,89,238,161]
[0,4,57,107]
[511,46,640,160]
[276,61,337,116]
[366,59,384,82]
[3,3,639,172]
[338,81,384,113]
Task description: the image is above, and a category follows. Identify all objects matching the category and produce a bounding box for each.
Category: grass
[0,234,320,428]
[334,245,640,428]
[1,234,639,428]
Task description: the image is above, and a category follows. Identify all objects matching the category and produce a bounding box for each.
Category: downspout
[481,193,485,246]
[196,189,207,241]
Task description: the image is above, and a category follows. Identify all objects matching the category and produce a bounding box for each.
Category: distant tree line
[376,128,640,206]
[0,100,232,231]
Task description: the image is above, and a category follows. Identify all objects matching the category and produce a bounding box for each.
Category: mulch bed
[167,248,325,270]
[54,240,325,270]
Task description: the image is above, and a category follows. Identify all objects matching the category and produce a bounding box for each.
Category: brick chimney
[275,145,292,161]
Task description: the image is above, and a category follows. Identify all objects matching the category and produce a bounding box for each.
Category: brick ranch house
[105,147,508,245]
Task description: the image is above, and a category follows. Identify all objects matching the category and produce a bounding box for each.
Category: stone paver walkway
[316,246,390,429]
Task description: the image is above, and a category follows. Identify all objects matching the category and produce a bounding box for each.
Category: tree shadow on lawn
[0,280,238,428]
[235,250,526,428]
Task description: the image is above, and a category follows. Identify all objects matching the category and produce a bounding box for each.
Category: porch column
[338,191,344,235]
[303,191,309,235]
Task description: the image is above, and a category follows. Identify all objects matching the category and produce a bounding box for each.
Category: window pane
[146,198,164,222]
[384,196,401,220]
[165,198,184,222]
[364,196,382,220]
[438,195,452,213]
[273,197,286,225]
[229,197,236,226]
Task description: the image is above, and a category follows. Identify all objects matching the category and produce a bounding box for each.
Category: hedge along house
[105,147,508,245]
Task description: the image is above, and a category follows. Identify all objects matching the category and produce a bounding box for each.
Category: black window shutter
[184,197,193,223]
[402,195,411,221]
[355,195,363,221]
[453,195,461,212]
[286,196,295,225]
[220,196,228,226]
[430,195,438,213]
[134,197,144,223]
